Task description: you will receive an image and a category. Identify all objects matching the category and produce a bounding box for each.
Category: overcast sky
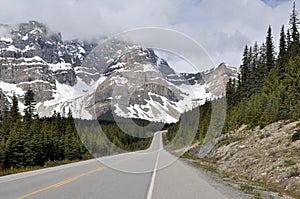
[0,0,297,72]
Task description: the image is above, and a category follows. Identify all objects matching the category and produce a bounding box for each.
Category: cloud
[171,0,294,67]
[0,0,297,70]
[0,0,180,39]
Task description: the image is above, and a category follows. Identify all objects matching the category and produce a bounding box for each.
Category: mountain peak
[0,21,238,123]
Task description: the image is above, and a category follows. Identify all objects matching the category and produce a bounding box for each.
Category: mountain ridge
[0,21,238,123]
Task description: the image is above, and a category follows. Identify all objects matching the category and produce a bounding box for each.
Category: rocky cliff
[0,21,238,123]
[0,21,95,102]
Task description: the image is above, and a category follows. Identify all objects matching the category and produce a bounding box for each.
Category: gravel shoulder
[180,158,250,199]
[181,120,300,199]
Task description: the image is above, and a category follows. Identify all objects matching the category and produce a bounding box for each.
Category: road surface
[0,131,230,199]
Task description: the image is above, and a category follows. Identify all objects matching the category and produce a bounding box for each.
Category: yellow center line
[17,155,136,199]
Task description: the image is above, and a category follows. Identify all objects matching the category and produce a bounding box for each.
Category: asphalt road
[0,131,229,199]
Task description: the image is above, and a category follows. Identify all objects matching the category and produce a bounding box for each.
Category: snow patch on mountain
[0,81,25,96]
[177,83,211,112]
[49,62,73,72]
[43,76,106,107]
[0,21,238,123]
[0,37,12,43]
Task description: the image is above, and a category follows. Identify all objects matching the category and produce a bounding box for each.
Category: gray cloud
[0,0,297,69]
[0,0,179,39]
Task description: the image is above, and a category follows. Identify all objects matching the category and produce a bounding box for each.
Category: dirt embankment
[192,121,300,198]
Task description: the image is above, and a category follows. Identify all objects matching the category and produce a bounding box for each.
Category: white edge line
[0,131,166,185]
[0,159,97,184]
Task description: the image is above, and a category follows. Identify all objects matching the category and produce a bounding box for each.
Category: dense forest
[224,2,300,131]
[167,3,300,145]
[0,91,152,172]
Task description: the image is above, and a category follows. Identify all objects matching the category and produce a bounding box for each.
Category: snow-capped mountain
[0,21,238,123]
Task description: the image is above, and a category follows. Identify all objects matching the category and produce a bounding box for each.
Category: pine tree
[1,105,10,141]
[281,55,300,119]
[8,96,20,127]
[287,29,292,50]
[276,25,287,80]
[240,45,251,98]
[4,120,25,168]
[23,121,36,166]
[251,42,261,94]
[290,2,299,42]
[226,78,235,108]
[289,2,300,57]
[236,73,242,102]
[262,69,280,96]
[265,26,275,75]
[24,90,36,120]
[222,3,300,133]
[257,43,267,91]
[0,137,6,169]
[64,123,76,160]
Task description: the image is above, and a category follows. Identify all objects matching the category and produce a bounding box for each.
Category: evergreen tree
[289,2,300,56]
[257,42,267,90]
[251,42,261,94]
[236,73,242,102]
[240,45,251,98]
[276,25,287,80]
[4,120,24,168]
[0,105,10,141]
[9,96,20,125]
[265,26,275,75]
[221,4,300,133]
[281,55,300,119]
[226,78,235,108]
[262,69,280,96]
[290,2,299,43]
[23,121,36,166]
[63,123,76,160]
[287,29,292,50]
[24,90,36,120]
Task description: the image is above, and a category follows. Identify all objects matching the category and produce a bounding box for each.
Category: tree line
[0,91,152,171]
[0,91,90,169]
[167,3,300,145]
[224,2,300,131]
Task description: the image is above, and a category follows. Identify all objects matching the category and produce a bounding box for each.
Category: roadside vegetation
[167,2,300,145]
[166,3,300,198]
[224,2,300,131]
[0,91,152,176]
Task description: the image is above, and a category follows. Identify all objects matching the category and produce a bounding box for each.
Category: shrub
[291,130,300,142]
[289,167,300,178]
[284,160,296,167]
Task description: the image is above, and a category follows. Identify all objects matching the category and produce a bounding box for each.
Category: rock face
[90,46,186,122]
[0,21,94,103]
[0,89,9,115]
[0,21,238,123]
[201,121,300,198]
[202,63,238,97]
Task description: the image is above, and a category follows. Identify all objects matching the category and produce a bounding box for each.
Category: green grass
[191,160,221,176]
[283,159,296,167]
[240,184,254,193]
[252,192,264,199]
[180,152,197,160]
